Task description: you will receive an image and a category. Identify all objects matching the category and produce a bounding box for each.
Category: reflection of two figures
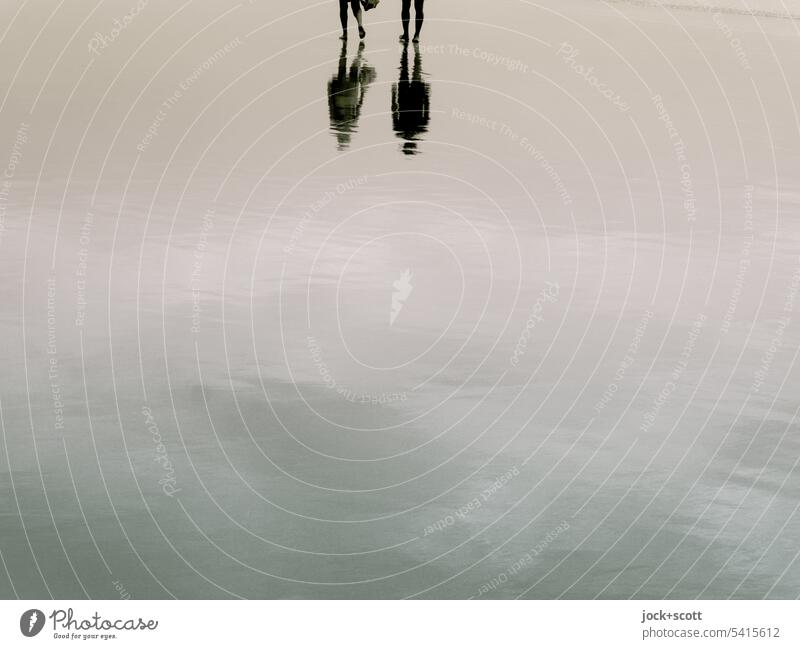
[327,40,431,155]
[327,41,377,151]
[392,42,430,155]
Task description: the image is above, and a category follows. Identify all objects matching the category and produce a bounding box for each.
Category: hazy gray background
[0,0,799,599]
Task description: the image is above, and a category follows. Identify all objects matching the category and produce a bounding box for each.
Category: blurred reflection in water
[391,42,431,155]
[327,41,377,151]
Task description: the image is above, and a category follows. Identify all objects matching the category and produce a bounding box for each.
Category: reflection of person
[339,0,366,40]
[391,43,430,155]
[400,0,424,43]
[328,42,376,151]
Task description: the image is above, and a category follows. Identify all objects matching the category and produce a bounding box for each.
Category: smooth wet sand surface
[0,0,799,598]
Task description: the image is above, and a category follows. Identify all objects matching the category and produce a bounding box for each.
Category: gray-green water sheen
[0,0,798,599]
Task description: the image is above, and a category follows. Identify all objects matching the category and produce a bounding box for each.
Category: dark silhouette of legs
[337,40,348,79]
[339,0,349,37]
[413,0,424,42]
[400,0,424,42]
[392,42,430,155]
[401,0,411,41]
[328,40,376,150]
[339,0,364,39]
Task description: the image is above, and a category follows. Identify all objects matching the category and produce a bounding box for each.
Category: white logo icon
[390,269,414,326]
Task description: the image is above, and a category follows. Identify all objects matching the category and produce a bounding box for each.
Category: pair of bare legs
[339,0,365,40]
[400,0,424,43]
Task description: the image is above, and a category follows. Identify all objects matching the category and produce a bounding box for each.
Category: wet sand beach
[0,0,799,598]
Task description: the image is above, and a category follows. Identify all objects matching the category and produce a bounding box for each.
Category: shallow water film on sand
[0,0,799,600]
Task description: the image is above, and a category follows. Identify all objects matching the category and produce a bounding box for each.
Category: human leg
[413,0,424,42]
[350,0,365,38]
[400,0,411,41]
[339,0,349,38]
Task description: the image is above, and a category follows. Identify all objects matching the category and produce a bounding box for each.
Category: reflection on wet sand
[327,41,376,151]
[391,42,431,155]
